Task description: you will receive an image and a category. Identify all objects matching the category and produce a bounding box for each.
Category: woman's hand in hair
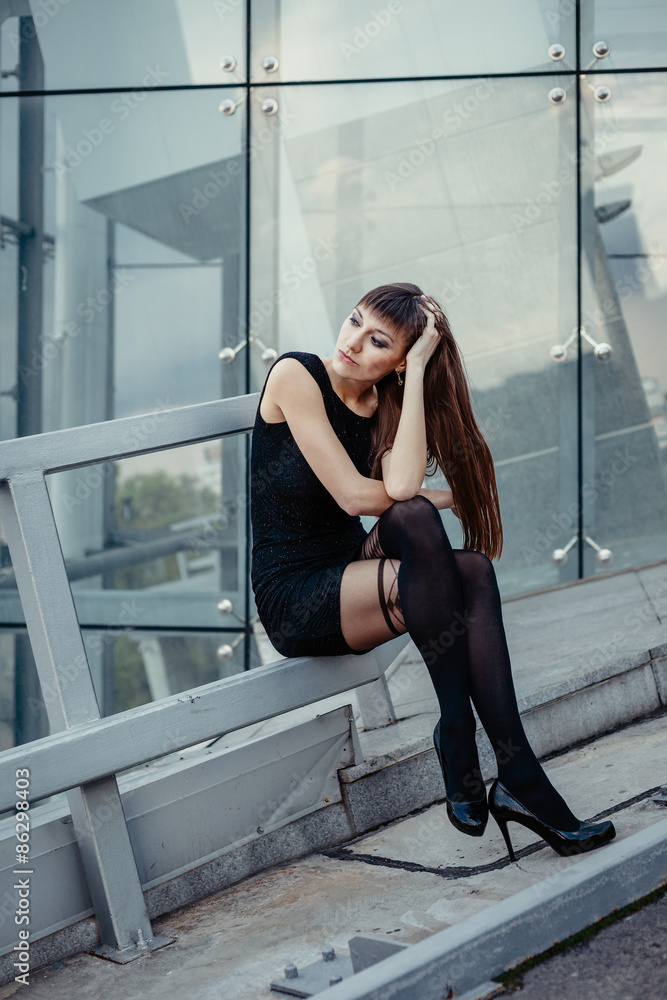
[404,294,442,372]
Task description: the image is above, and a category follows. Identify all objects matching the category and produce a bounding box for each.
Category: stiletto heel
[488,778,616,860]
[493,814,517,863]
[433,721,488,837]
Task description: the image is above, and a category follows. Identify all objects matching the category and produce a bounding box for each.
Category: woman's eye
[371,336,386,348]
[350,314,359,325]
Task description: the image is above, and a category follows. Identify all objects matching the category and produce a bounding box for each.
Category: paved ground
[499,885,667,999]
[3,713,666,1000]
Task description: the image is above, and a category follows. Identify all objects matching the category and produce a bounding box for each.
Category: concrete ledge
[315,816,667,999]
[340,645,667,837]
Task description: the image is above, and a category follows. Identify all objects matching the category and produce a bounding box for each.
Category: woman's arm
[417,487,457,513]
[265,358,396,517]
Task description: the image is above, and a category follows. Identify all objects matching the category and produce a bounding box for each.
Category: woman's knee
[457,550,498,591]
[377,494,447,557]
[382,494,441,533]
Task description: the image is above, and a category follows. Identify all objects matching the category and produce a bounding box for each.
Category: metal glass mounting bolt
[261,97,279,115]
[552,536,577,566]
[219,98,238,116]
[548,43,565,61]
[261,55,280,72]
[249,331,278,362]
[550,328,612,362]
[581,327,612,359]
[548,87,567,105]
[550,331,577,362]
[585,535,614,567]
[220,55,237,71]
[217,599,233,614]
[216,644,234,661]
[592,40,611,59]
[219,339,248,362]
[594,84,612,103]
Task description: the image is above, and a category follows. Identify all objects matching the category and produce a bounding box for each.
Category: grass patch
[494,880,667,989]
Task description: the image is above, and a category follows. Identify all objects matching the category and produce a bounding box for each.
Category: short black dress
[250,351,375,658]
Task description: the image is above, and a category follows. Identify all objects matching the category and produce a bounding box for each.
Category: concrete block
[522,664,661,759]
[651,655,667,704]
[342,750,444,835]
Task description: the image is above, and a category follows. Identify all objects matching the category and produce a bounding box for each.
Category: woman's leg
[341,495,579,830]
[451,548,578,830]
[341,497,483,805]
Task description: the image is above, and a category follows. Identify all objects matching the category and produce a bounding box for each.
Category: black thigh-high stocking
[369,495,579,831]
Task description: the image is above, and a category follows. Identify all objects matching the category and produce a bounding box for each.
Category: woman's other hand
[404,294,442,371]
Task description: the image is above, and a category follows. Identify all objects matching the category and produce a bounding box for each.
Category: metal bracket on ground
[90,931,174,964]
[270,936,410,996]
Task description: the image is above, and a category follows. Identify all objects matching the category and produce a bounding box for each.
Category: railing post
[0,473,171,960]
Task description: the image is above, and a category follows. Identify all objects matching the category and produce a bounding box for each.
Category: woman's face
[333,303,408,383]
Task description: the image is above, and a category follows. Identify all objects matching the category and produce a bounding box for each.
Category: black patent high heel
[488,778,616,862]
[433,721,488,837]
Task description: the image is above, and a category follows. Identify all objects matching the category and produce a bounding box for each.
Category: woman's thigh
[339,524,406,651]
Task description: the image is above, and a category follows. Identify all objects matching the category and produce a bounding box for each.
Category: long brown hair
[358,282,503,560]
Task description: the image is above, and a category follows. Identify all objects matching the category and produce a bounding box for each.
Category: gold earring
[396,370,403,386]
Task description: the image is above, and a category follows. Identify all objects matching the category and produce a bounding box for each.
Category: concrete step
[18,712,667,1000]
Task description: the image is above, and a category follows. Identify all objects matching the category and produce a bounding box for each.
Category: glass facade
[1,1,666,749]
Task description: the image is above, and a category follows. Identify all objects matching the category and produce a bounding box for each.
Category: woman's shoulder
[268,352,328,392]
[273,351,324,373]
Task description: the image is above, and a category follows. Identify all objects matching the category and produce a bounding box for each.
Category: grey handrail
[0,392,398,962]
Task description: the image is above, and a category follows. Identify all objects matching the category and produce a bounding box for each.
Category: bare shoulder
[259,356,322,423]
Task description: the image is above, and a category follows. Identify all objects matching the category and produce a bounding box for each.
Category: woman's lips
[338,348,357,365]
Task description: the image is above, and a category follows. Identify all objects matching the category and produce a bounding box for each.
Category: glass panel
[43,441,247,629]
[584,0,667,71]
[581,71,667,575]
[251,0,576,82]
[0,620,246,750]
[86,629,246,718]
[1,1,245,91]
[0,81,251,739]
[250,76,579,598]
[0,86,245,432]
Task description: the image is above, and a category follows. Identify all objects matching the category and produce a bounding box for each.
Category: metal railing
[0,394,399,961]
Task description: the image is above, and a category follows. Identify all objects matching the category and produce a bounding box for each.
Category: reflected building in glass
[1,1,666,749]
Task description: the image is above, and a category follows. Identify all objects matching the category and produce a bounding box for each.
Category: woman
[250,281,615,862]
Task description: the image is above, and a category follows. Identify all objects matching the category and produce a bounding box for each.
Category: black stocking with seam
[369,495,579,832]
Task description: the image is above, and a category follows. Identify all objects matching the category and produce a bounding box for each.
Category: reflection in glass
[250,76,578,596]
[581,71,667,573]
[251,0,576,82]
[584,1,667,71]
[1,1,245,91]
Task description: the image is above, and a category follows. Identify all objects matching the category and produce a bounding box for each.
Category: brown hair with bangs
[357,281,503,560]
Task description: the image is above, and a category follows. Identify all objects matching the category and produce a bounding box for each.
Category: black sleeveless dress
[250,351,375,658]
